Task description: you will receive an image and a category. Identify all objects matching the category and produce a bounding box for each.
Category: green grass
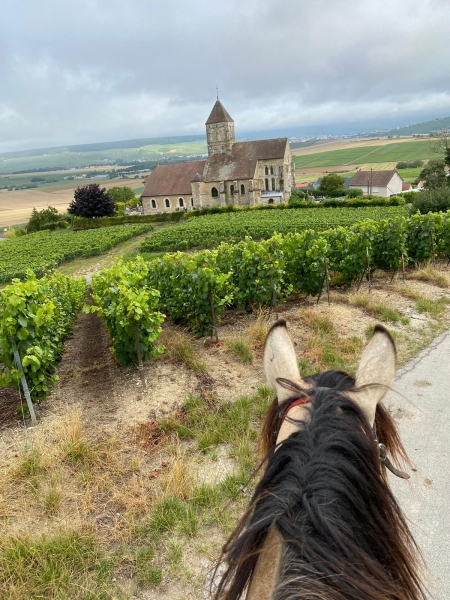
[0,531,114,599]
[14,449,42,478]
[165,336,206,373]
[396,167,423,182]
[293,141,439,169]
[227,338,254,364]
[132,546,162,587]
[416,296,450,318]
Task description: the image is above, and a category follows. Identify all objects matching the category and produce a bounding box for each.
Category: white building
[348,170,404,197]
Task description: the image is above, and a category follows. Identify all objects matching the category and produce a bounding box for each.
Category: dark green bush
[345,188,364,198]
[411,186,450,214]
[40,221,69,231]
[27,206,67,233]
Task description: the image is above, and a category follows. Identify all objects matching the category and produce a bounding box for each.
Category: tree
[27,206,64,233]
[108,186,137,205]
[319,173,345,194]
[68,184,116,218]
[418,159,448,189]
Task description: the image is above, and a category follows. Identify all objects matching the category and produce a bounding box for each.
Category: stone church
[141,100,295,213]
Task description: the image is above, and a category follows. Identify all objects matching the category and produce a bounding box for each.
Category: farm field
[140,206,407,252]
[0,177,146,228]
[1,263,449,598]
[292,137,434,186]
[290,136,432,157]
[292,140,436,169]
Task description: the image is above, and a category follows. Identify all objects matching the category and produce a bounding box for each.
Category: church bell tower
[205,100,235,156]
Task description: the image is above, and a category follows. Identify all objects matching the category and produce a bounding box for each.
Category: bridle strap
[280,396,310,427]
[373,423,410,479]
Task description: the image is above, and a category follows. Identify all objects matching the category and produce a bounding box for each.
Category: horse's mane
[214,371,426,600]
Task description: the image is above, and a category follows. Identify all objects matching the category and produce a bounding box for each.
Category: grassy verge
[57,232,154,277]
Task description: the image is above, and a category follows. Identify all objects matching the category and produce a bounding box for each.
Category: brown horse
[214,321,426,600]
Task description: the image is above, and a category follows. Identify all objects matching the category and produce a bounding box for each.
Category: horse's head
[215,320,425,600]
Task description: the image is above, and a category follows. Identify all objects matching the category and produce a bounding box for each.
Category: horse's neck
[246,405,308,600]
[246,526,282,600]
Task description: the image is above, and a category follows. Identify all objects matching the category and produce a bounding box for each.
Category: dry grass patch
[348,293,407,324]
[299,309,363,374]
[159,328,206,373]
[410,266,449,288]
[392,285,450,318]
[244,309,271,346]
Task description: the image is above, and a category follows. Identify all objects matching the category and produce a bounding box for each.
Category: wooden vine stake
[324,257,330,305]
[429,230,435,264]
[401,253,407,284]
[270,276,279,318]
[133,323,146,390]
[12,347,37,426]
[317,258,330,305]
[357,247,371,293]
[209,292,219,343]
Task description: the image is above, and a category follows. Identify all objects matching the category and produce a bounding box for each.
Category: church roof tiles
[202,138,288,181]
[205,100,234,125]
[142,160,206,196]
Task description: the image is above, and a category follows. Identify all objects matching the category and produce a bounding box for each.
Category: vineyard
[86,211,450,345]
[0,272,85,400]
[0,224,153,283]
[140,206,406,252]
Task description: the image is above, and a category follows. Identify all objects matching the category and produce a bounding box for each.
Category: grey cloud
[0,0,449,151]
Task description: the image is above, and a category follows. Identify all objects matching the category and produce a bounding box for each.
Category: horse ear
[349,324,397,426]
[264,319,305,403]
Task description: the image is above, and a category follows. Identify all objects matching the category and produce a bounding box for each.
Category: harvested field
[0,178,145,227]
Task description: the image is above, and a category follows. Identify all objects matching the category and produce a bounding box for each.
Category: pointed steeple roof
[205,100,233,125]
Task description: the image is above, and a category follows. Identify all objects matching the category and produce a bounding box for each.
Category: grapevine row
[92,211,450,347]
[0,272,86,400]
[0,224,154,284]
[140,206,406,252]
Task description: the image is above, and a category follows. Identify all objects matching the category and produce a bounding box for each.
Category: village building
[348,170,404,197]
[141,100,295,213]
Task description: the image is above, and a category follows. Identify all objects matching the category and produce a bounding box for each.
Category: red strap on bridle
[281,396,310,426]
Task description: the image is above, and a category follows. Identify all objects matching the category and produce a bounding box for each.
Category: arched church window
[165,198,170,208]
[268,198,274,204]
[190,197,194,207]
[178,198,184,207]
[265,167,269,175]
[270,167,274,175]
[230,184,235,195]
[272,178,276,191]
[240,184,245,195]
[265,178,269,191]
[211,187,219,198]
[151,199,157,209]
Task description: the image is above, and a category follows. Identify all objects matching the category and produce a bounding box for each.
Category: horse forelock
[214,374,425,600]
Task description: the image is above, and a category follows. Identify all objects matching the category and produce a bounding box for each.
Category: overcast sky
[1,0,449,152]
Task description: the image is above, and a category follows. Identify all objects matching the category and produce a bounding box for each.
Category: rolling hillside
[293,140,438,169]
